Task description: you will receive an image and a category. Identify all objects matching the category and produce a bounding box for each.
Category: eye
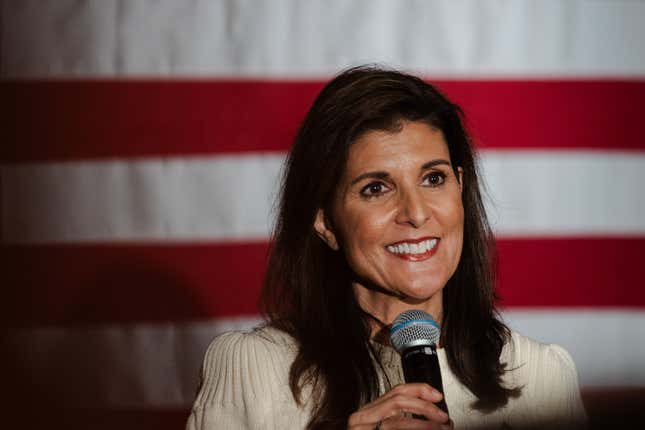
[360,181,390,197]
[422,171,446,187]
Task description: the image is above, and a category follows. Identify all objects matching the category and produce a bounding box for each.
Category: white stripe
[3,151,645,244]
[3,0,645,78]
[481,150,645,237]
[6,311,644,408]
[1,154,284,243]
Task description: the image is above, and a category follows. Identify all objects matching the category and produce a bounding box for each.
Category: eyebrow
[349,171,389,186]
[349,159,452,186]
[421,159,451,170]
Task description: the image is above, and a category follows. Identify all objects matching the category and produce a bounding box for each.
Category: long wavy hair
[260,65,520,429]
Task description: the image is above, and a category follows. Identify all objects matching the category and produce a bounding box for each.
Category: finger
[356,393,450,425]
[374,383,443,405]
[348,384,447,429]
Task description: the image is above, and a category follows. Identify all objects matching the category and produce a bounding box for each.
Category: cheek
[451,204,465,239]
[436,198,465,260]
[342,221,383,262]
[432,191,464,227]
[337,205,391,248]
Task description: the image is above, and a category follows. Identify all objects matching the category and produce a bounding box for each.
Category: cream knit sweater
[186,326,587,429]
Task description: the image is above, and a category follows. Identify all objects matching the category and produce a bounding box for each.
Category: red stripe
[3,237,644,326]
[496,237,645,308]
[437,80,645,154]
[2,242,268,327]
[3,79,644,162]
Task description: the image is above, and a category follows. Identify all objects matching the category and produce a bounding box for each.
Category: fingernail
[438,410,449,420]
[440,424,451,430]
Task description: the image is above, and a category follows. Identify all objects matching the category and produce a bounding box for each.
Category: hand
[347,383,451,429]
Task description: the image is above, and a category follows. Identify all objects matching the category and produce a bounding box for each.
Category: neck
[352,282,443,343]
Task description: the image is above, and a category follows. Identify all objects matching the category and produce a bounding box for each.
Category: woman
[186,66,587,429]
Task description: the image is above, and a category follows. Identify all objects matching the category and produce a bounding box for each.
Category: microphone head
[389,310,440,354]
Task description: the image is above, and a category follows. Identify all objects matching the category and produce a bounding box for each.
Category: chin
[397,278,444,301]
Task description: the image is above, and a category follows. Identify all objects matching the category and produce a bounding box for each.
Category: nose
[395,188,430,228]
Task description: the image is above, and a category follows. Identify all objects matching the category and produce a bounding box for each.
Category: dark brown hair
[260,65,520,429]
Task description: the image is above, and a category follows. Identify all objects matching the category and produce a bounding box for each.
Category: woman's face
[315,121,464,318]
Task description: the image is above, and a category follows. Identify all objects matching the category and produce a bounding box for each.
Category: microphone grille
[389,310,440,353]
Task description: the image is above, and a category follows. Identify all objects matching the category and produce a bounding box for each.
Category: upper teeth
[386,239,437,255]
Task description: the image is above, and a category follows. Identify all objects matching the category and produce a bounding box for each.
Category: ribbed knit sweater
[187,326,586,429]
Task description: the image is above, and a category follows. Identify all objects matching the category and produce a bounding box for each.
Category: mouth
[385,237,439,261]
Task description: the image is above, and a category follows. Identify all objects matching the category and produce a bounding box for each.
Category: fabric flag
[3,1,645,428]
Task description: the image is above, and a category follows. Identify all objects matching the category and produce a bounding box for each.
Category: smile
[385,238,439,261]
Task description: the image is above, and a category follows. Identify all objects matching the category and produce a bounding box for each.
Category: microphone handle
[401,344,449,416]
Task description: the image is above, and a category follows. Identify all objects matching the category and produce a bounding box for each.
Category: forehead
[345,122,450,174]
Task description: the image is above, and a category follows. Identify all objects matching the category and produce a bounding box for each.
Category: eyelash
[360,181,390,198]
[422,171,446,187]
[359,171,447,198]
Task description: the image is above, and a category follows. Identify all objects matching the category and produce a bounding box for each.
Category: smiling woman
[186,66,587,430]
[314,122,464,324]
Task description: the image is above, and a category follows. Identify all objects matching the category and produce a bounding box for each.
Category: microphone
[389,310,449,415]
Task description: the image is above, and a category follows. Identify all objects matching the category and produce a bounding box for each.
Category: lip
[385,237,440,262]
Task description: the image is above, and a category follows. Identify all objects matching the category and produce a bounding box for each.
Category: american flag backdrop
[2,1,645,428]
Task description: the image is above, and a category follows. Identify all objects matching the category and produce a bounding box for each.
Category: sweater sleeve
[536,344,588,428]
[186,330,309,430]
[514,341,588,429]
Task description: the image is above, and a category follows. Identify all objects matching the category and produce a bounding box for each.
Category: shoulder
[501,331,582,387]
[502,331,578,376]
[205,324,298,363]
[500,331,587,427]
[195,325,298,406]
[186,325,309,430]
